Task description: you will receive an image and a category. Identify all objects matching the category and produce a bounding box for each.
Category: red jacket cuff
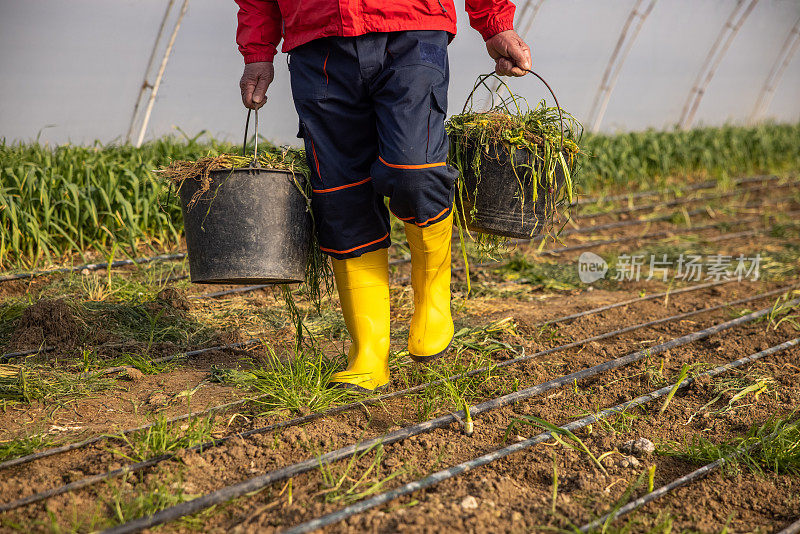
[480,16,516,41]
[244,51,276,64]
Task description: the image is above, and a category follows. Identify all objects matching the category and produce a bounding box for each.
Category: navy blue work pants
[289,30,459,259]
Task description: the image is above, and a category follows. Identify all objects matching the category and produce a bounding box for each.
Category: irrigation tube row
[0,345,55,363]
[571,181,778,220]
[193,208,793,301]
[579,434,770,531]
[175,193,785,299]
[575,174,778,205]
[0,276,745,471]
[4,283,797,512]
[405,177,789,245]
[438,216,784,286]
[779,518,800,534]
[284,337,800,534]
[409,214,800,290]
[0,174,787,285]
[95,299,798,533]
[417,179,790,256]
[536,211,800,257]
[0,253,186,283]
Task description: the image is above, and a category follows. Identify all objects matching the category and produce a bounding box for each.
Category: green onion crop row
[2,122,798,269]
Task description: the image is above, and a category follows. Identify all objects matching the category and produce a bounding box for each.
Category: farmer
[236,0,531,392]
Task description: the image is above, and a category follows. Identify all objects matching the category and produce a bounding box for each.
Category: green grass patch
[316,442,407,505]
[3,122,798,268]
[108,413,216,462]
[0,362,118,404]
[398,317,518,420]
[209,344,355,416]
[0,431,60,463]
[102,469,208,530]
[660,413,800,476]
[82,298,212,346]
[491,253,583,290]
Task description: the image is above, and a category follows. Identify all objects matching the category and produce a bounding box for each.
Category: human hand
[239,61,274,109]
[485,30,532,77]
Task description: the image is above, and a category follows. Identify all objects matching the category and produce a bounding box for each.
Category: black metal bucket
[178,167,312,284]
[452,69,570,239]
[454,139,566,239]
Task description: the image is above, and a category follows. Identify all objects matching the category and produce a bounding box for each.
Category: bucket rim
[206,166,305,176]
[189,276,304,285]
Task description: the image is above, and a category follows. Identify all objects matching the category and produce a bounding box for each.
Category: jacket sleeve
[236,0,282,63]
[465,0,516,41]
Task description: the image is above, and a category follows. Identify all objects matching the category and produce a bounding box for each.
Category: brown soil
[9,298,85,351]
[0,186,798,533]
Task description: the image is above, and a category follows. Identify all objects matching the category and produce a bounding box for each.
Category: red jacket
[235,0,516,63]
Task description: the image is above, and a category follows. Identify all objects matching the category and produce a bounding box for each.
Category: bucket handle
[461,69,564,155]
[242,107,262,168]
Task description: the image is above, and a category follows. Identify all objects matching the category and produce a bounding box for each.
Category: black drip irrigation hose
[536,221,743,257]
[0,395,264,472]
[462,192,788,271]
[0,345,56,363]
[526,210,800,257]
[445,175,784,242]
[283,337,800,534]
[93,300,798,534]
[559,207,718,238]
[540,187,793,245]
[425,179,787,260]
[575,174,778,206]
[571,180,794,220]
[578,430,780,532]
[79,339,262,379]
[0,277,745,471]
[5,284,797,512]
[779,518,800,534]
[536,279,733,326]
[0,253,186,283]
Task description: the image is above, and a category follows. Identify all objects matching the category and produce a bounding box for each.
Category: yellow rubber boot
[328,248,391,392]
[405,212,455,362]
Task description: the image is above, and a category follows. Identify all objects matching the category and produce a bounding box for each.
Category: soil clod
[10,298,83,350]
[460,495,479,510]
[620,437,656,457]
